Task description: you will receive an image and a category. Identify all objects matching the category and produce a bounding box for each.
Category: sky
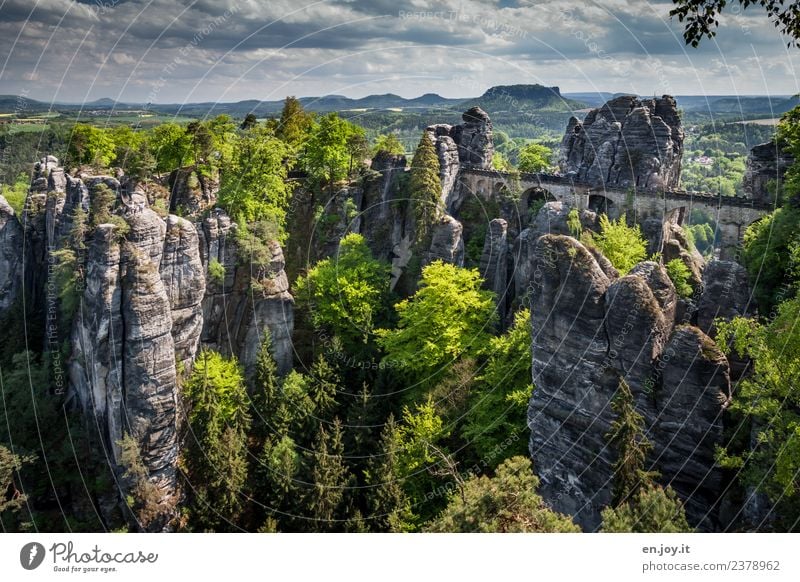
[1,0,799,104]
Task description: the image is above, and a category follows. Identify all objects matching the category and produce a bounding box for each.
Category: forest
[1,92,799,534]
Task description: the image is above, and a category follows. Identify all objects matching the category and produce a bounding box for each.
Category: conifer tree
[606,377,657,505]
[306,419,350,531]
[364,415,415,532]
[409,133,443,245]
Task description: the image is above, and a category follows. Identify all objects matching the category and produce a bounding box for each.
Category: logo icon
[20,542,46,570]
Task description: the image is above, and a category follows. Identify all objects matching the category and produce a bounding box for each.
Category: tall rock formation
[742,140,793,206]
[425,106,494,211]
[0,195,23,315]
[560,95,684,190]
[525,233,730,530]
[199,210,294,376]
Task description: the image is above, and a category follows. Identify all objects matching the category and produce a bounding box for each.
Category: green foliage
[276,96,314,150]
[492,151,514,172]
[601,485,692,532]
[67,124,115,168]
[150,123,192,173]
[305,419,351,531]
[51,248,81,321]
[363,415,415,532]
[716,298,800,525]
[741,205,800,312]
[218,126,292,233]
[606,378,657,505]
[566,206,582,238]
[462,309,531,466]
[378,261,496,387]
[593,214,647,274]
[372,133,405,156]
[665,258,694,298]
[89,183,116,227]
[685,222,715,257]
[182,350,251,527]
[0,444,35,531]
[425,456,581,532]
[118,434,163,530]
[303,113,364,190]
[295,233,390,348]
[409,133,443,245]
[517,142,553,173]
[207,259,225,286]
[0,173,29,215]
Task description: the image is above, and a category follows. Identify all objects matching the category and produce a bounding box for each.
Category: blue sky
[1,0,798,103]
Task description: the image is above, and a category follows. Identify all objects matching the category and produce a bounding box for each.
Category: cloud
[0,0,797,102]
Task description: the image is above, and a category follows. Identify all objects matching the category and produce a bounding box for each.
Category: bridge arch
[588,194,619,219]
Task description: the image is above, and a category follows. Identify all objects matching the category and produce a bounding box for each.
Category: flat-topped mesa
[560,95,684,190]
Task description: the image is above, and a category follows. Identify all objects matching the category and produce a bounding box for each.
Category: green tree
[425,456,581,532]
[0,173,29,215]
[607,378,657,506]
[118,434,163,530]
[408,133,443,245]
[276,96,314,150]
[305,419,350,531]
[295,233,391,348]
[68,124,115,168]
[303,113,363,193]
[218,126,292,234]
[517,142,553,173]
[372,133,405,156]
[601,485,692,532]
[240,113,258,131]
[377,261,496,387]
[716,298,800,526]
[462,309,531,466]
[252,434,300,530]
[150,123,192,173]
[741,205,800,312]
[592,214,647,274]
[182,350,251,528]
[0,444,34,531]
[363,415,415,532]
[670,0,800,47]
[492,151,514,172]
[665,258,694,298]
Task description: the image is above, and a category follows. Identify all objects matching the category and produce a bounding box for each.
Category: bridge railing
[459,165,774,210]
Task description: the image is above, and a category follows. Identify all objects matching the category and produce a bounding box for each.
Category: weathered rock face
[560,95,684,190]
[68,208,199,512]
[425,107,494,211]
[199,210,294,376]
[454,106,494,168]
[525,233,731,530]
[160,215,205,371]
[479,218,509,315]
[661,222,705,289]
[167,167,219,216]
[743,141,793,206]
[424,214,464,267]
[0,196,23,314]
[697,260,753,338]
[528,235,616,527]
[655,326,731,529]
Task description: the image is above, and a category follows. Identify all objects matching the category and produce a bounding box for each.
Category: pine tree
[409,133,443,245]
[601,484,692,532]
[276,96,313,150]
[306,419,349,531]
[606,377,657,505]
[364,415,415,532]
[252,332,279,441]
[308,353,339,420]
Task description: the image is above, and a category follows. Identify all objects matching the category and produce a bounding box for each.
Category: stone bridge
[458,166,773,259]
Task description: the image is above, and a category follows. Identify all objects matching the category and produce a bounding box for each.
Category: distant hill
[676,94,798,114]
[463,84,586,113]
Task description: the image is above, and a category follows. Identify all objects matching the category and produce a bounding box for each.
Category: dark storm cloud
[0,0,797,102]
